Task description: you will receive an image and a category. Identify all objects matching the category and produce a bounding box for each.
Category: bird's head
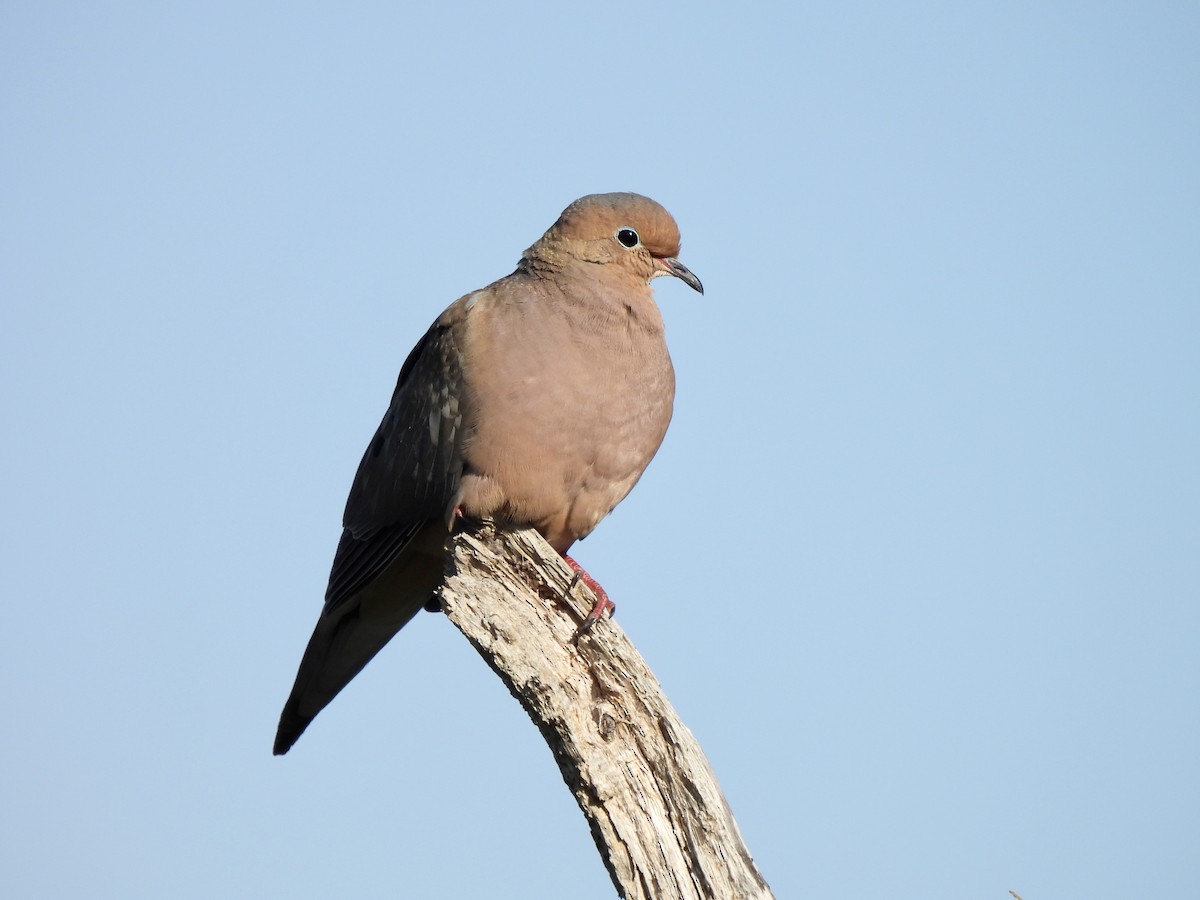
[524,192,703,294]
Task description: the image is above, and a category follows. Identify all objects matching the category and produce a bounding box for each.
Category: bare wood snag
[439,523,774,900]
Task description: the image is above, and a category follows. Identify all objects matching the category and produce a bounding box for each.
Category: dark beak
[659,257,704,294]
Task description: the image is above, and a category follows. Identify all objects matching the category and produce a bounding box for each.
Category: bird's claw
[562,553,616,639]
[576,596,616,638]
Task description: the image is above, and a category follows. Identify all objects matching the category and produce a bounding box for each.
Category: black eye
[616,227,640,248]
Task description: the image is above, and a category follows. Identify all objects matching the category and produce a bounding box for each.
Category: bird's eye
[615,227,640,249]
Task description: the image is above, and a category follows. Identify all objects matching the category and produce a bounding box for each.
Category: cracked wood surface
[438,523,774,900]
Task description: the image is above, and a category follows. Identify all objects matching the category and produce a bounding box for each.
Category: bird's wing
[274,305,472,754]
[324,307,470,610]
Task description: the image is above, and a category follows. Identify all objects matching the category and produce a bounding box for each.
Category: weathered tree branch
[438,522,774,900]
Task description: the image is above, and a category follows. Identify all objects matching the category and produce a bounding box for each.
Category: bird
[274,192,702,755]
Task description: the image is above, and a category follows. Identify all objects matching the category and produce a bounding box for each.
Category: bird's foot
[561,553,615,636]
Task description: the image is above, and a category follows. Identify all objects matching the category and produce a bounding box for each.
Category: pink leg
[561,553,616,633]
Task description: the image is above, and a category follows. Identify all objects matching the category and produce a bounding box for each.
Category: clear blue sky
[3,3,1197,898]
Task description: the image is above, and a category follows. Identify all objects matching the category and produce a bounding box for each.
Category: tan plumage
[274,193,702,755]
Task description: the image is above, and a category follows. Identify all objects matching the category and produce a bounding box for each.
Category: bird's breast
[455,288,674,547]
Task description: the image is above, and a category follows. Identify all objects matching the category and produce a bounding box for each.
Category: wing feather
[324,310,468,610]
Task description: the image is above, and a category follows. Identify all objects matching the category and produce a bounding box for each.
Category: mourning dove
[274,192,702,755]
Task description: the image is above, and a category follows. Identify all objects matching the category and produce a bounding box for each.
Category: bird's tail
[273,551,442,755]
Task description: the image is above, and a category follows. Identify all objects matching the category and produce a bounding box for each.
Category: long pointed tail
[273,550,442,755]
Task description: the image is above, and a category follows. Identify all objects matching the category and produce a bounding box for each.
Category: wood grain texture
[439,522,774,900]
